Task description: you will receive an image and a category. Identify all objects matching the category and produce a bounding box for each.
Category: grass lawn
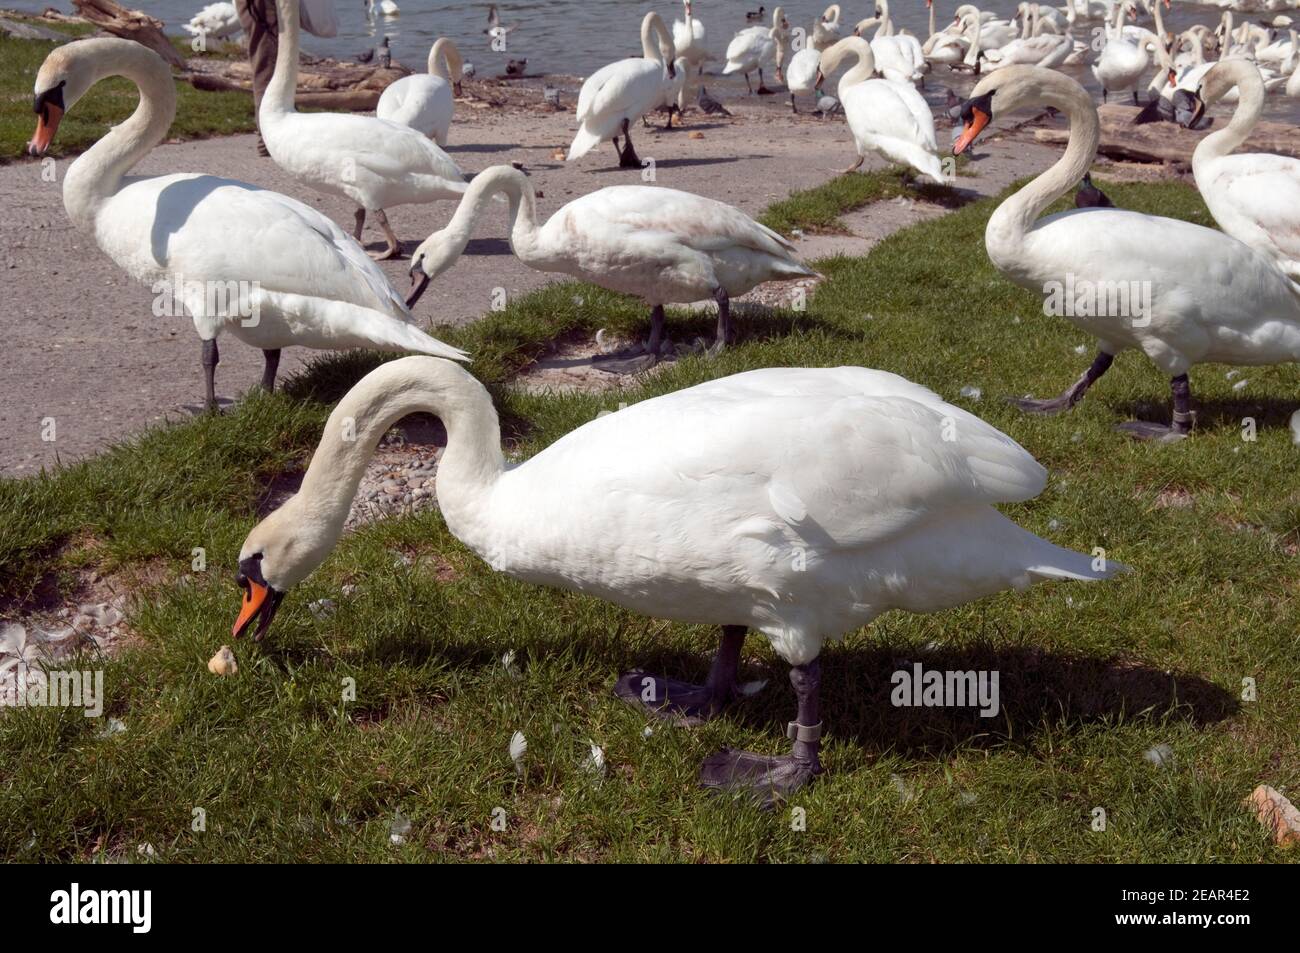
[0,18,253,163]
[1,175,1297,862]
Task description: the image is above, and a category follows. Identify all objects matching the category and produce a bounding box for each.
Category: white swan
[25,38,466,410]
[1184,59,1300,280]
[1091,1,1152,104]
[405,166,816,372]
[811,4,843,51]
[568,11,676,167]
[259,0,467,260]
[950,3,1018,50]
[786,43,822,112]
[818,37,945,182]
[954,66,1300,440]
[672,0,709,75]
[854,16,926,85]
[376,38,463,146]
[366,0,399,18]
[233,356,1125,799]
[977,4,1075,70]
[723,5,789,94]
[185,2,241,40]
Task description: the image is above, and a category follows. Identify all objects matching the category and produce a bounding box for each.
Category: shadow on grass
[1108,395,1300,433]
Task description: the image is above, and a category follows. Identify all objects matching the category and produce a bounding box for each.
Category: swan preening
[405,166,816,372]
[261,0,468,259]
[234,357,1124,798]
[568,12,677,167]
[376,38,464,145]
[955,66,1300,441]
[26,36,466,411]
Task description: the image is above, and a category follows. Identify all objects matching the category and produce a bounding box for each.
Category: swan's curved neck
[442,167,541,261]
[428,38,462,80]
[298,358,504,545]
[830,38,876,94]
[640,13,671,63]
[63,40,175,230]
[964,13,982,66]
[927,1,935,39]
[1194,60,1264,168]
[263,0,300,118]
[878,0,893,36]
[990,72,1098,242]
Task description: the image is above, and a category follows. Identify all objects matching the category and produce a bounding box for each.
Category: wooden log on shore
[69,0,185,68]
[186,70,385,111]
[1032,104,1300,163]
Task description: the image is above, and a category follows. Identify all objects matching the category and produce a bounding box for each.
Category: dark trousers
[236,0,279,133]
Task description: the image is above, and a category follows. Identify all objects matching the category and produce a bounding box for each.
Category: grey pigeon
[542,84,561,108]
[816,94,842,117]
[697,86,732,116]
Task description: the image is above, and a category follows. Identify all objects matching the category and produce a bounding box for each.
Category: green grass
[760,157,972,236]
[1,179,1298,862]
[0,18,254,163]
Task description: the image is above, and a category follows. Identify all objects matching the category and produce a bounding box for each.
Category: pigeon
[697,86,732,117]
[815,94,842,117]
[356,36,389,65]
[1074,172,1114,209]
[542,84,561,108]
[944,88,962,126]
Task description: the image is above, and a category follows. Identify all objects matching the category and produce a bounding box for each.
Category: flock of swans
[24,0,1300,801]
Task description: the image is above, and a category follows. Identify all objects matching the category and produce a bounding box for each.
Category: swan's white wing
[577,59,662,123]
[274,112,463,186]
[559,185,798,259]
[845,80,937,153]
[530,366,1046,554]
[1205,157,1300,277]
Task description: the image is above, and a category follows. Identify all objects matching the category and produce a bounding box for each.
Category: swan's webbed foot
[1115,420,1189,443]
[701,657,823,810]
[1009,351,1114,418]
[614,626,746,726]
[840,155,864,175]
[615,672,731,725]
[260,348,281,393]
[700,748,821,809]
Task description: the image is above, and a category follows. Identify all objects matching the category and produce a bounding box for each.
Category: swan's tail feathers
[721,61,742,75]
[394,322,471,363]
[566,125,603,162]
[770,258,820,281]
[1023,539,1130,585]
[909,149,948,185]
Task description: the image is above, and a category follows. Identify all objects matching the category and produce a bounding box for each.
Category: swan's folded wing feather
[288,113,463,184]
[1211,161,1300,277]
[849,80,936,152]
[582,60,663,122]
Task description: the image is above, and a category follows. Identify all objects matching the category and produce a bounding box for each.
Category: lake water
[14,0,1300,121]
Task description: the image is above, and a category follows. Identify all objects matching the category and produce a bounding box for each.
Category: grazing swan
[954,67,1300,441]
[233,356,1125,801]
[817,38,946,182]
[1091,1,1152,104]
[376,37,464,145]
[404,166,816,373]
[724,5,789,94]
[1182,59,1300,280]
[25,38,467,410]
[567,12,676,167]
[185,2,241,40]
[260,0,468,260]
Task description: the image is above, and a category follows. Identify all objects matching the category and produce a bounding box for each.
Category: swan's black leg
[593,304,665,375]
[701,656,824,808]
[707,287,732,357]
[611,134,622,160]
[353,207,365,242]
[618,118,641,168]
[370,209,401,260]
[744,71,754,94]
[1131,90,1139,106]
[790,92,798,113]
[615,625,746,724]
[1117,373,1195,442]
[261,348,281,393]
[1010,351,1114,415]
[756,68,773,95]
[201,337,220,412]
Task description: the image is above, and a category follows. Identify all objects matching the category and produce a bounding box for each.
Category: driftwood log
[1033,103,1300,163]
[184,57,412,112]
[70,0,185,67]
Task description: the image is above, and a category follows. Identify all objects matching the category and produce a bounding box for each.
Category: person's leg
[236,0,279,156]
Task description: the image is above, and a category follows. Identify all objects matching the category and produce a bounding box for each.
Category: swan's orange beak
[28,103,62,157]
[814,70,825,91]
[232,579,270,639]
[953,106,988,156]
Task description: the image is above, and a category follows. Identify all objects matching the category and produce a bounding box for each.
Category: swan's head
[27,43,98,156]
[233,492,341,640]
[407,229,460,308]
[953,90,994,155]
[954,67,1072,155]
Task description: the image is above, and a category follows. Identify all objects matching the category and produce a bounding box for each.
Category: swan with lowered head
[567,11,676,168]
[260,0,468,260]
[233,356,1126,801]
[1181,59,1300,281]
[817,37,946,182]
[404,166,816,373]
[723,5,789,94]
[376,37,464,145]
[954,66,1300,441]
[25,37,467,410]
